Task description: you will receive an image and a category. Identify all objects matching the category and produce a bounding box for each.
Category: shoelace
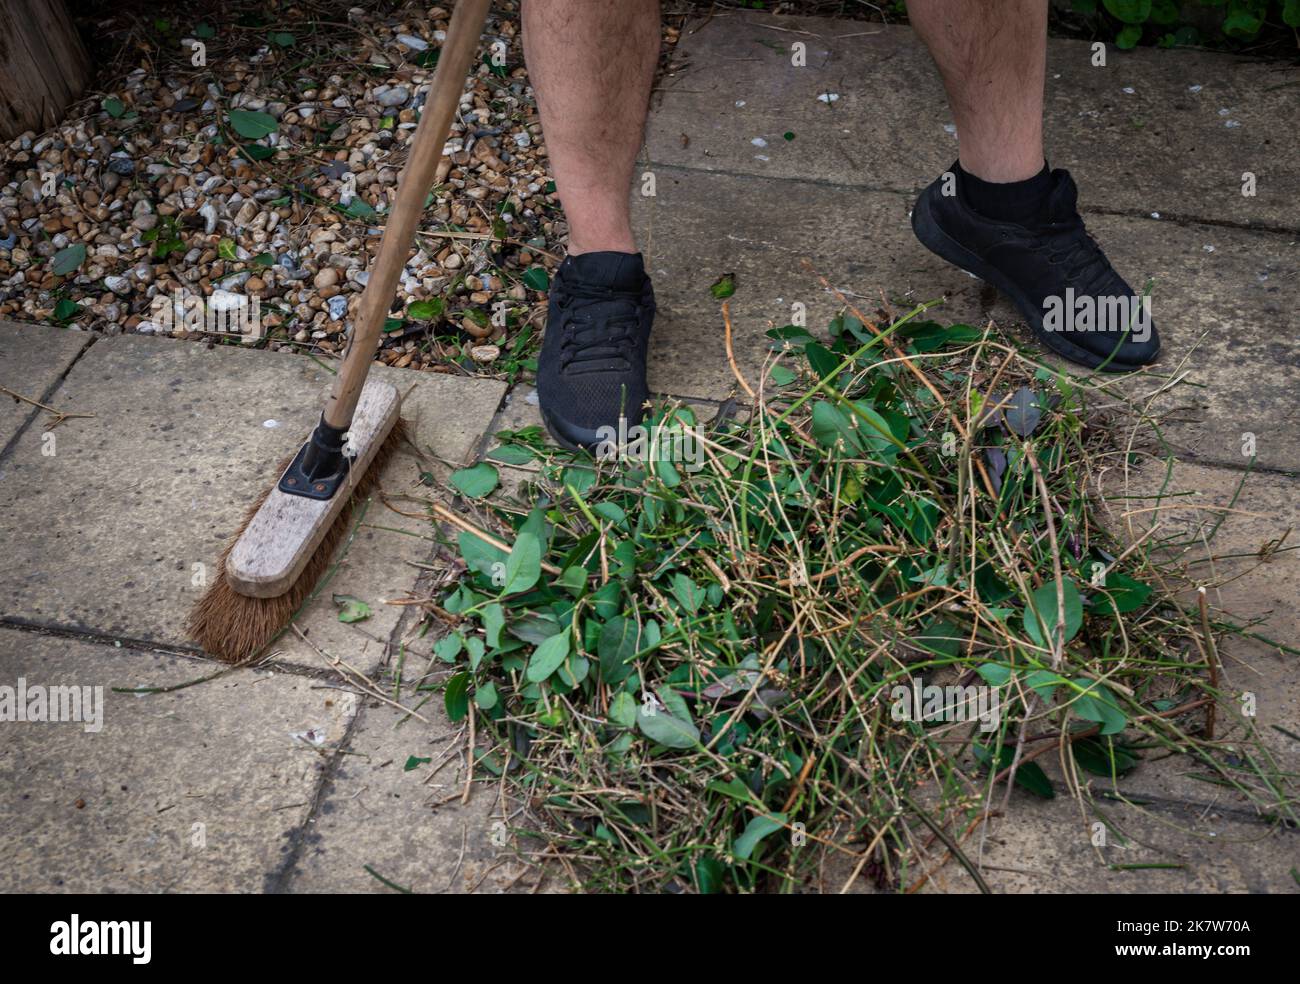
[555,281,644,371]
[1042,216,1115,289]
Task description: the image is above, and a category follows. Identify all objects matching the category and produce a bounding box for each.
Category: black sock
[564,251,645,291]
[955,160,1052,224]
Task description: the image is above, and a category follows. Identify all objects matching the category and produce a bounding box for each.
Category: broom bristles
[187,418,409,663]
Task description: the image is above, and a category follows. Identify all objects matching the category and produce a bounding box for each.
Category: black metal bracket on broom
[278,415,353,500]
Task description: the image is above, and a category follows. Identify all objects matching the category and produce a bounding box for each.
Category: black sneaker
[537,251,655,451]
[912,167,1160,372]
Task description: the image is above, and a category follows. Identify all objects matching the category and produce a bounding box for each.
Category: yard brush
[187,0,492,662]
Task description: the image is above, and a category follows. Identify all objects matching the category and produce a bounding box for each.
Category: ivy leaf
[332,594,371,623]
[450,462,499,498]
[1088,570,1152,615]
[522,267,550,291]
[974,744,1055,799]
[1103,0,1152,24]
[1022,579,1084,650]
[1071,679,1128,734]
[609,692,638,728]
[598,616,640,683]
[444,671,470,721]
[709,273,736,299]
[636,698,700,749]
[344,197,377,220]
[1002,386,1043,437]
[51,244,87,277]
[228,109,278,139]
[525,631,571,683]
[475,681,499,711]
[406,298,443,320]
[733,813,787,861]
[502,531,541,596]
[102,97,126,118]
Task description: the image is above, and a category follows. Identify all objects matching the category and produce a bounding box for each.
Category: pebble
[314,267,339,289]
[104,275,131,295]
[376,85,411,108]
[327,295,348,320]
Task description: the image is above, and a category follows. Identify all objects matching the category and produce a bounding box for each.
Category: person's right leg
[523,0,661,449]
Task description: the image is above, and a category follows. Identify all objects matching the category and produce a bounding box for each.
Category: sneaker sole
[911,190,1149,374]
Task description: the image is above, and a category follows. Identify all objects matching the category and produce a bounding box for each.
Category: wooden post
[0,0,92,141]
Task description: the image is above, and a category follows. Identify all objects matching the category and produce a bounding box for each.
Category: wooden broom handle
[324,0,492,429]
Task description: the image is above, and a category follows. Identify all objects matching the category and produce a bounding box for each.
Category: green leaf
[522,267,549,291]
[974,744,1055,799]
[1089,570,1152,615]
[1285,0,1300,28]
[597,616,640,683]
[253,252,275,268]
[1115,23,1143,48]
[609,692,637,728]
[1103,0,1151,24]
[406,298,443,320]
[228,109,278,139]
[976,663,1012,687]
[637,699,700,749]
[444,671,470,721]
[403,755,431,771]
[502,531,541,595]
[1073,737,1138,776]
[458,530,507,581]
[475,680,498,711]
[693,856,725,894]
[434,633,463,663]
[1022,579,1084,650]
[1071,678,1128,735]
[709,273,736,299]
[483,603,505,649]
[102,97,126,118]
[670,572,704,614]
[450,462,499,498]
[733,813,787,861]
[487,443,535,465]
[804,341,840,381]
[525,631,570,683]
[270,31,296,46]
[1025,669,1067,703]
[344,197,377,220]
[238,143,275,162]
[194,23,216,39]
[51,244,87,277]
[53,298,80,322]
[217,238,238,261]
[332,594,371,623]
[769,364,796,386]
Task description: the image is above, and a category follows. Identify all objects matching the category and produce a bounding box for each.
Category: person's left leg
[907,0,1159,371]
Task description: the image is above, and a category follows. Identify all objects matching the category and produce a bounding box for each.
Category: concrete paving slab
[0,320,91,450]
[631,166,1300,471]
[650,13,1300,229]
[1100,459,1300,772]
[0,626,356,892]
[283,697,556,893]
[0,331,506,672]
